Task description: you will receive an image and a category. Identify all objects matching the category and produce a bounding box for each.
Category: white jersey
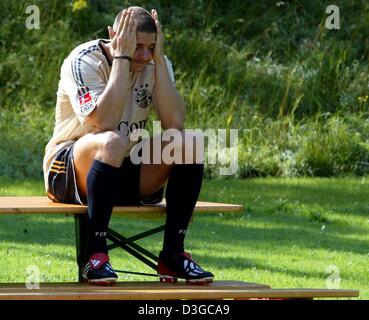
[43,39,175,191]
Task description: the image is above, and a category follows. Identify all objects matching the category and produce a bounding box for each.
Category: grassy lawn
[0,176,368,299]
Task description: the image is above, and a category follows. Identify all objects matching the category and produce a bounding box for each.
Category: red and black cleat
[157,252,214,285]
[82,253,118,286]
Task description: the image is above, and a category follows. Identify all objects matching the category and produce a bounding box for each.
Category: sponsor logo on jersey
[118,119,148,136]
[78,91,95,114]
[79,91,92,105]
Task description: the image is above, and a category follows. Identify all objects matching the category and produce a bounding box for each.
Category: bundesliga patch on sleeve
[78,91,96,115]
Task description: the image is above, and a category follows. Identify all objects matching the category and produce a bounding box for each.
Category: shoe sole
[159,275,213,285]
[87,279,117,286]
[82,276,117,286]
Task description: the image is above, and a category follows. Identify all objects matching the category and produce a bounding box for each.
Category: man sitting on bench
[42,6,213,285]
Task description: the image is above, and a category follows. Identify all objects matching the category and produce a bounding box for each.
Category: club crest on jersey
[78,91,95,114]
[135,84,152,108]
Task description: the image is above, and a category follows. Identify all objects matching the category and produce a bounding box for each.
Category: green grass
[0,176,368,299]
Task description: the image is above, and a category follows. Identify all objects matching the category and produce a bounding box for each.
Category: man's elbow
[89,112,117,132]
[93,119,118,132]
[166,122,183,131]
[164,114,185,131]
[171,104,186,130]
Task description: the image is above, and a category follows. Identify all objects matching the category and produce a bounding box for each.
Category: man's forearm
[154,57,186,130]
[91,59,131,131]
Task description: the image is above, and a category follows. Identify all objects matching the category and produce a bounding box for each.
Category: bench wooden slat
[0,281,359,300]
[0,281,270,291]
[0,197,243,215]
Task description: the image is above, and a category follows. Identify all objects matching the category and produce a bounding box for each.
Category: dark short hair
[113,7,156,33]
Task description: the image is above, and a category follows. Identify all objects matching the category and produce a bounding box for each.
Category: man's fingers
[127,12,136,34]
[115,9,127,36]
[122,10,132,35]
[130,18,137,35]
[108,26,116,45]
[151,9,161,33]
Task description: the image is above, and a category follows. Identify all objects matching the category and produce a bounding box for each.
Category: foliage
[0,0,368,178]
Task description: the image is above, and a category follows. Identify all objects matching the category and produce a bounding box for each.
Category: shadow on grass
[0,206,367,287]
[201,178,369,218]
[0,211,367,256]
[0,215,75,246]
[186,254,328,281]
[193,214,368,254]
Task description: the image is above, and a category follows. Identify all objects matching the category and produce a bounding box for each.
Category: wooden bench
[0,197,359,300]
[0,196,243,281]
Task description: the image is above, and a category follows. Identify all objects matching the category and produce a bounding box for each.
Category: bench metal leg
[74,215,165,281]
[107,226,165,271]
[74,215,90,282]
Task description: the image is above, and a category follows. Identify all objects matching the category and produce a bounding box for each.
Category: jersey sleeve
[164,55,176,85]
[61,54,106,125]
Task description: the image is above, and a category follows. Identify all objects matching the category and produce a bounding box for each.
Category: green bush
[0,0,368,179]
[295,115,369,176]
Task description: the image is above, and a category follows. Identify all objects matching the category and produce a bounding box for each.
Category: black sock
[87,160,121,255]
[161,163,204,258]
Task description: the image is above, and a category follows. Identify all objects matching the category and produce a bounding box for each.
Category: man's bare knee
[73,131,129,196]
[96,131,129,167]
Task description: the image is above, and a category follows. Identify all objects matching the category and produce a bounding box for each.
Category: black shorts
[47,144,164,206]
